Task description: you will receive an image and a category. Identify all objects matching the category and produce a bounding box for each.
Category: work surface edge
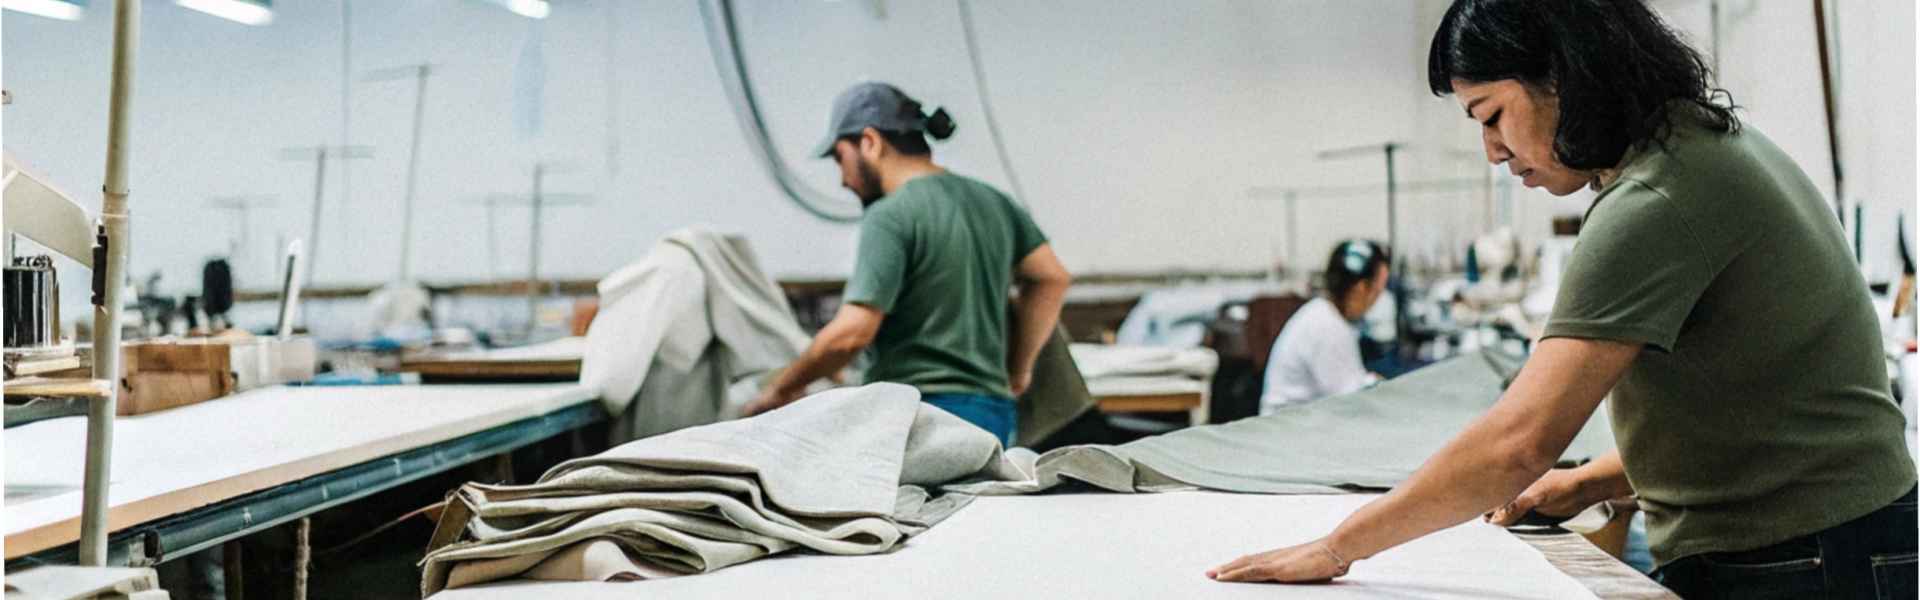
[4,383,596,559]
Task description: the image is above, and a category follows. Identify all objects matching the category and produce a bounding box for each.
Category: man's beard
[854,158,886,208]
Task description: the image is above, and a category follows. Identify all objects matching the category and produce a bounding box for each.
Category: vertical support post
[223,540,245,600]
[1813,0,1845,223]
[83,0,139,567]
[305,148,329,286]
[339,0,353,211]
[1709,0,1722,74]
[527,164,546,334]
[293,518,311,600]
[399,66,428,281]
[1383,143,1407,354]
[1384,143,1399,256]
[1284,191,1298,275]
[485,199,500,281]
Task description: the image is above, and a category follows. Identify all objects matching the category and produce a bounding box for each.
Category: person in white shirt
[1260,240,1391,413]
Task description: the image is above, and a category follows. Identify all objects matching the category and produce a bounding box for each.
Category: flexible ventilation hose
[698,0,863,223]
[956,0,1030,206]
[699,0,1034,221]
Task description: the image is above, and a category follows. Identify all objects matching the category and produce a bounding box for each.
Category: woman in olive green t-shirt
[1207,2,1916,598]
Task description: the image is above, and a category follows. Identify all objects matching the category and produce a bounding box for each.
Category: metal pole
[1709,0,1722,74]
[1384,143,1408,352]
[1384,143,1399,257]
[956,0,1031,206]
[527,165,545,333]
[228,204,245,259]
[400,66,428,281]
[339,0,353,211]
[237,203,252,261]
[486,199,499,281]
[1482,163,1494,232]
[306,148,329,285]
[83,0,138,567]
[1284,191,1298,274]
[1813,0,1845,223]
[603,1,621,177]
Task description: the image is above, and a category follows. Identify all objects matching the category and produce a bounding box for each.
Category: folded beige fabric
[421,383,1027,596]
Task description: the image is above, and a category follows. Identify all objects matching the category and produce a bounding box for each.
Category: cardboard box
[117,336,316,416]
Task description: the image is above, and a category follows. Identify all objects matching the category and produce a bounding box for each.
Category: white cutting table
[432,492,1674,599]
[5,383,598,562]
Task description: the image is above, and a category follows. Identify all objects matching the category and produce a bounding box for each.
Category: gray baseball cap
[811,82,950,158]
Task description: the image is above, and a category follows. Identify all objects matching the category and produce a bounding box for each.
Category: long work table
[5,383,602,567]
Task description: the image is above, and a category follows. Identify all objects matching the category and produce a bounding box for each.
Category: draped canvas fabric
[579,229,1095,445]
[579,229,811,441]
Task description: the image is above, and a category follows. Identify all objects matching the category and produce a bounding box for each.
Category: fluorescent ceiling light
[485,0,549,20]
[176,0,273,26]
[3,0,85,21]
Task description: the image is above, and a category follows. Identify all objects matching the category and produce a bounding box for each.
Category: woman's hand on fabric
[1486,467,1593,526]
[1207,538,1350,583]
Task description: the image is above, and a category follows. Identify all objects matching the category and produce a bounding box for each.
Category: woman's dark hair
[1324,240,1390,301]
[1427,0,1738,170]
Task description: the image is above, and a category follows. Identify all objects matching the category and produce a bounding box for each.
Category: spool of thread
[4,256,59,348]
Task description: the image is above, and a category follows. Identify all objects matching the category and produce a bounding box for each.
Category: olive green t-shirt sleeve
[844,208,910,313]
[1009,201,1049,262]
[1543,181,1715,352]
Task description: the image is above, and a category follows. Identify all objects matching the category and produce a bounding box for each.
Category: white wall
[4,0,1911,318]
[4,0,1431,302]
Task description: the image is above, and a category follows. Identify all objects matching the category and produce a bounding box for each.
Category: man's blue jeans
[1653,486,1916,599]
[923,393,1017,448]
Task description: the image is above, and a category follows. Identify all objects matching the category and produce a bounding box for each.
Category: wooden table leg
[224,540,244,600]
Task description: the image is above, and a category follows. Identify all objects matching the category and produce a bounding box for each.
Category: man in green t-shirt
[742,82,1070,447]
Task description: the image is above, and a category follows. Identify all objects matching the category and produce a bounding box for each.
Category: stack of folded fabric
[420,383,1028,595]
[1067,342,1219,398]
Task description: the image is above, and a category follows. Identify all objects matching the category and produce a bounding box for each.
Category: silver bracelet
[1320,541,1352,576]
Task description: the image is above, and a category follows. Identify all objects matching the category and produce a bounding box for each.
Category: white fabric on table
[1083,375,1209,398]
[437,336,586,362]
[430,492,1601,600]
[1068,343,1218,380]
[1068,343,1217,398]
